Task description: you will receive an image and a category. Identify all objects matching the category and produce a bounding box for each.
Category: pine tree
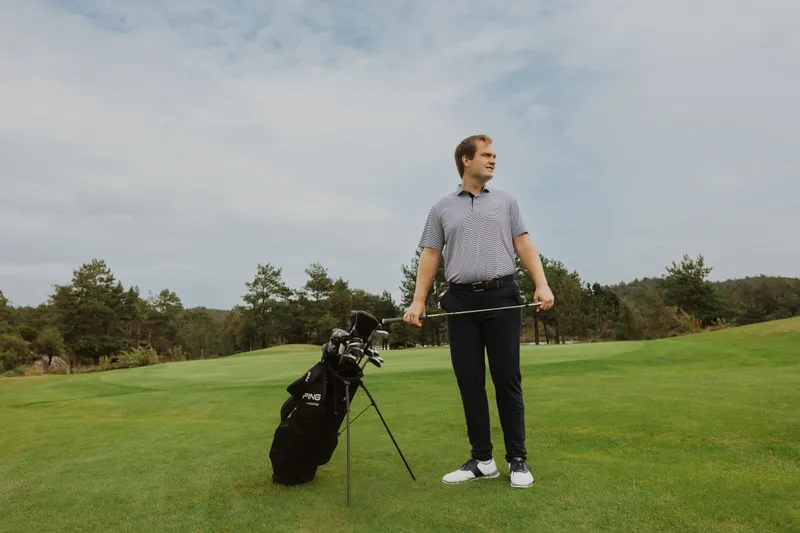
[399,248,448,345]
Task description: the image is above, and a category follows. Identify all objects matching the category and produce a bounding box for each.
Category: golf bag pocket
[269,363,329,485]
[287,362,328,418]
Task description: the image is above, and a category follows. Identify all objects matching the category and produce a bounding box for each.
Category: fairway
[2,319,799,532]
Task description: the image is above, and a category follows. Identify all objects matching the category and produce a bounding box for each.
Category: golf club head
[370,329,389,343]
[348,310,381,339]
[339,352,358,366]
[330,328,350,344]
[348,345,364,360]
[363,348,383,367]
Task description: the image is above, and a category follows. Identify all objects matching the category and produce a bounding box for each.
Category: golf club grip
[382,317,406,324]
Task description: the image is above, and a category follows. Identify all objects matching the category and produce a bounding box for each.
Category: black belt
[449,274,514,292]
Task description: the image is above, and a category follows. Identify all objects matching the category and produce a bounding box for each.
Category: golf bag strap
[325,361,363,383]
[279,396,297,422]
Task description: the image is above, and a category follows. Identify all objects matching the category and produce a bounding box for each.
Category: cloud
[1,0,798,310]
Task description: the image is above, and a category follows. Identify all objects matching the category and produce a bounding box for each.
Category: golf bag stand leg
[359,380,416,481]
[344,379,352,507]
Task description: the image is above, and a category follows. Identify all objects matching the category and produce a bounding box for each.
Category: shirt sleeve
[510,196,528,237]
[418,204,445,250]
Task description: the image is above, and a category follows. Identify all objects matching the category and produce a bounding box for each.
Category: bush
[17,325,38,343]
[0,333,30,373]
[35,326,67,361]
[116,346,160,369]
[705,317,730,332]
[671,307,699,336]
[167,345,188,362]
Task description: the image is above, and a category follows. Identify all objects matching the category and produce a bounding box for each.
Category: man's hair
[454,134,493,177]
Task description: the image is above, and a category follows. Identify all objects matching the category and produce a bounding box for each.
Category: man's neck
[461,175,487,196]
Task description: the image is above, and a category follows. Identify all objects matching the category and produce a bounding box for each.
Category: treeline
[396,250,799,346]
[0,259,405,375]
[2,253,799,376]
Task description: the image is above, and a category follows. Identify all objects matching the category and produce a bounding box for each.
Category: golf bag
[269,311,381,485]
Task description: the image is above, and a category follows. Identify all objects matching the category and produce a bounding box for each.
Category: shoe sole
[510,479,535,489]
[442,471,500,484]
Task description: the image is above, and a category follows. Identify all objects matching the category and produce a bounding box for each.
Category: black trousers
[440,277,526,463]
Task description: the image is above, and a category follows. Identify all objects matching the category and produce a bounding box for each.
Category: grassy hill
[229,343,321,358]
[1,318,798,532]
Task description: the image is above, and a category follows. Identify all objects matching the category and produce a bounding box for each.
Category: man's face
[464,141,496,182]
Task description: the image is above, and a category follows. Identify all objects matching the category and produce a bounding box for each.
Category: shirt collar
[454,183,491,196]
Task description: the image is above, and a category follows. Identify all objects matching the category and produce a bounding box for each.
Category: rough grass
[1,318,799,532]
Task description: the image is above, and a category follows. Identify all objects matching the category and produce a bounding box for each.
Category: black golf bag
[269,311,381,485]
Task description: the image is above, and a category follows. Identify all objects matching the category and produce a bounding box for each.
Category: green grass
[1,319,799,532]
[229,344,321,357]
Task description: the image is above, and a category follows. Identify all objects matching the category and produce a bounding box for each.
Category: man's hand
[403,300,426,327]
[513,233,555,311]
[534,285,555,311]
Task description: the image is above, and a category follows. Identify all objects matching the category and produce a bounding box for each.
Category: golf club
[381,301,543,325]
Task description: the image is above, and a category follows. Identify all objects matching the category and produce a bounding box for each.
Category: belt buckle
[471,281,485,292]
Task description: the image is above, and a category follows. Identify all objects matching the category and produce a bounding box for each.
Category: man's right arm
[413,247,441,306]
[405,248,441,326]
[404,204,445,326]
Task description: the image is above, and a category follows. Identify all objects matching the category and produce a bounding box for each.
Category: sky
[1,0,798,310]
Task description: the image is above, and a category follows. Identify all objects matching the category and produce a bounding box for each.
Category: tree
[584,283,621,341]
[662,254,729,326]
[303,262,334,302]
[556,271,587,342]
[49,259,133,364]
[179,308,225,359]
[516,254,585,344]
[222,309,253,353]
[0,290,11,333]
[538,256,563,344]
[328,278,354,329]
[399,248,447,346]
[34,326,69,371]
[514,255,540,343]
[0,333,29,373]
[241,263,293,349]
[144,289,184,353]
[715,276,800,325]
[300,262,338,344]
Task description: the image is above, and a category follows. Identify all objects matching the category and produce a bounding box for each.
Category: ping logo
[302,393,321,401]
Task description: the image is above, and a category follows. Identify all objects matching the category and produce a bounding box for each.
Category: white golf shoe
[442,458,500,484]
[508,458,534,488]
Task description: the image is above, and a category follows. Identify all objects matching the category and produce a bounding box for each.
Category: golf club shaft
[382,301,542,324]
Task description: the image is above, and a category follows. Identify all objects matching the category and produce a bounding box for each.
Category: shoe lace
[510,459,529,474]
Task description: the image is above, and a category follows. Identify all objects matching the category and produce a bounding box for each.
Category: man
[403,134,554,489]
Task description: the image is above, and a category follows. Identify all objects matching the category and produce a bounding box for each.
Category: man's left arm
[510,196,555,310]
[513,233,554,310]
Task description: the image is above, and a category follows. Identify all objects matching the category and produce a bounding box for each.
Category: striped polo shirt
[418,183,528,284]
